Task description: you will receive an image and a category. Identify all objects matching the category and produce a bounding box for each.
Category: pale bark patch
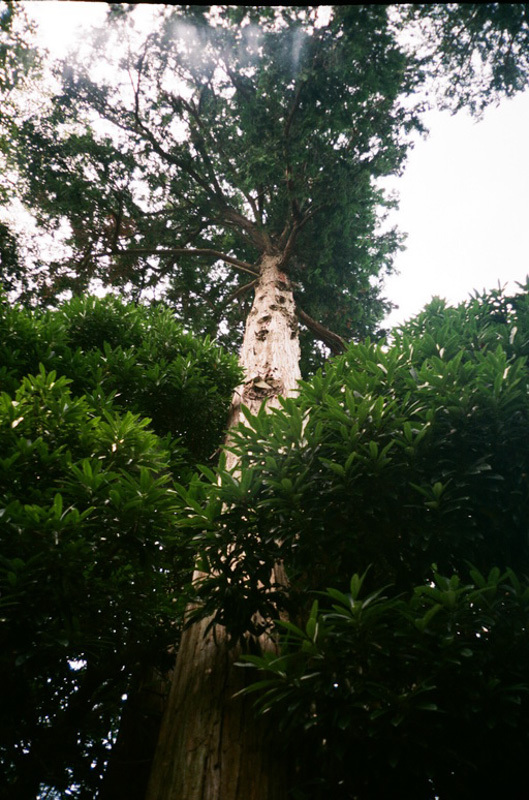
[228,254,301,435]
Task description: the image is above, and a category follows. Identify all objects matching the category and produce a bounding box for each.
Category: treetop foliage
[5,4,529,361]
[13,4,424,359]
[3,6,529,342]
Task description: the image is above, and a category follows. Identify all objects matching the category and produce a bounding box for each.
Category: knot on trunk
[243,375,284,401]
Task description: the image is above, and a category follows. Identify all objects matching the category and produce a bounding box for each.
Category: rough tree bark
[98,665,170,800]
[145,253,301,800]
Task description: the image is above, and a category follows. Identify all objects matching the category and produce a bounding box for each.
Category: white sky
[22,1,529,329]
[384,94,529,327]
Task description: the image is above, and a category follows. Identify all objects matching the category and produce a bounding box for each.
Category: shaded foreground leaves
[177,283,529,799]
[4,285,529,797]
[0,295,240,797]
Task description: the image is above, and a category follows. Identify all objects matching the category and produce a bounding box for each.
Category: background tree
[0,0,42,299]
[0,0,40,169]
[408,3,529,113]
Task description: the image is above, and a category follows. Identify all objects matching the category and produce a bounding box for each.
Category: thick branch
[220,207,273,254]
[278,202,326,261]
[278,219,292,252]
[297,307,347,354]
[219,279,257,310]
[103,247,260,278]
[278,223,300,269]
[176,91,272,251]
[178,96,226,201]
[242,191,261,225]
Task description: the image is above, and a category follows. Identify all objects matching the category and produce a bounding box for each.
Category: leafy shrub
[0,368,180,795]
[179,284,529,798]
[0,294,242,475]
[0,295,240,797]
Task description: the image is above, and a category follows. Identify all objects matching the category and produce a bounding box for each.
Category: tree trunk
[145,253,300,800]
[98,665,170,800]
[227,253,301,429]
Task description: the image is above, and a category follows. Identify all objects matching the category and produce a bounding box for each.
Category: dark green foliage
[0,222,23,295]
[0,368,178,797]
[410,4,529,113]
[175,285,529,797]
[0,295,240,798]
[51,296,241,469]
[241,569,529,799]
[0,294,242,473]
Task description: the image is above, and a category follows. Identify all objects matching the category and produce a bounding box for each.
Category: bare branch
[171,90,272,249]
[297,307,347,354]
[220,207,272,253]
[180,96,226,201]
[219,279,257,310]
[101,246,260,278]
[121,110,218,200]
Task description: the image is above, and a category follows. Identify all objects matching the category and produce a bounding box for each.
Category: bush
[180,284,529,798]
[0,295,241,797]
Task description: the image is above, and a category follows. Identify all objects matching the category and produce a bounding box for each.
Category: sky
[21,1,529,329]
[383,94,529,327]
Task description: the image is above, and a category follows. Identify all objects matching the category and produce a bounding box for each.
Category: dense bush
[0,295,240,798]
[4,285,529,798]
[179,284,529,798]
[0,294,242,475]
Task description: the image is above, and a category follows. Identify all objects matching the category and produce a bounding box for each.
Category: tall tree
[7,6,425,797]
[16,5,421,362]
[5,4,529,798]
[49,8,428,798]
